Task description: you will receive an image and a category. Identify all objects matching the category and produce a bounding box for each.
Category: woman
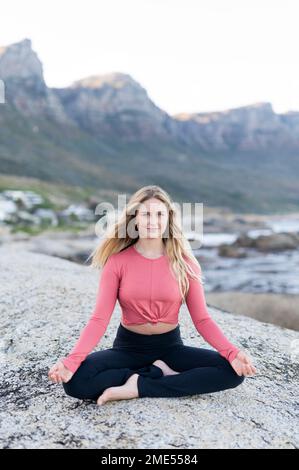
[48,185,256,405]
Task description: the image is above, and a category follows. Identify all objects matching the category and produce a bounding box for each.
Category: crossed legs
[62,344,245,403]
[96,358,180,405]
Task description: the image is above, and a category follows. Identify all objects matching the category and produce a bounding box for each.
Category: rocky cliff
[1,38,299,151]
[1,38,299,213]
[0,38,73,124]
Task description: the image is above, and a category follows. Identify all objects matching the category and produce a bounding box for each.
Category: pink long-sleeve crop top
[61,244,240,374]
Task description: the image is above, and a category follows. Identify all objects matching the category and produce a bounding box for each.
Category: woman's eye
[141,212,165,216]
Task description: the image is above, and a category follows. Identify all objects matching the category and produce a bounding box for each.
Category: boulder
[0,246,298,449]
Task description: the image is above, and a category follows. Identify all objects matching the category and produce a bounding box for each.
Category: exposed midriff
[120,320,179,335]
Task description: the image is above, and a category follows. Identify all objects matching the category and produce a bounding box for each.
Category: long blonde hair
[87,185,205,303]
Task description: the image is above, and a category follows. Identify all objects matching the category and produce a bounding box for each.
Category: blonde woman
[48,185,256,405]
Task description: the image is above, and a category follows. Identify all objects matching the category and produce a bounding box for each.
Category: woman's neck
[134,239,165,256]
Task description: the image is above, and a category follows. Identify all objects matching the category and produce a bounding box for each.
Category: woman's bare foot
[97,373,140,406]
[152,359,180,376]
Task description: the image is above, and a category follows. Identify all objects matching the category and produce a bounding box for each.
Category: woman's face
[135,197,169,239]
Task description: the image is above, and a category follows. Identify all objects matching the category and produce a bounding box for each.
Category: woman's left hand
[231,350,257,377]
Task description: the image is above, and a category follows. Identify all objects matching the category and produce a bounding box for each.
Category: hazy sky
[1,0,298,116]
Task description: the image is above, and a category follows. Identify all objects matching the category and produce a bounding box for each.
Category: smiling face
[135,197,169,239]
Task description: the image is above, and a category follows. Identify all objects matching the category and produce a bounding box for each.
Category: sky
[0,0,298,116]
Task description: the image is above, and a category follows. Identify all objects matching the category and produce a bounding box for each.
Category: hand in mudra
[48,360,74,384]
[231,350,257,377]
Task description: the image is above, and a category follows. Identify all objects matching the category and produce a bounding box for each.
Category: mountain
[0,38,299,213]
[0,38,72,125]
[174,103,299,151]
[52,73,174,141]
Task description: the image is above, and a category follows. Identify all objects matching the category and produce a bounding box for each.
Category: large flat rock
[0,246,298,449]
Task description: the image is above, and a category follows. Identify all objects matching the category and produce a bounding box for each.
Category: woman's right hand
[48,360,74,384]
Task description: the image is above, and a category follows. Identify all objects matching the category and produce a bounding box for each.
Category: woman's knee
[62,367,94,399]
[229,371,246,389]
[62,379,87,399]
[220,359,246,387]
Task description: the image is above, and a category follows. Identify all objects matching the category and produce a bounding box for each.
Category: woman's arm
[185,259,240,364]
[61,254,120,374]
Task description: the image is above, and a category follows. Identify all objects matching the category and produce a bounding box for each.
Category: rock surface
[0,246,298,449]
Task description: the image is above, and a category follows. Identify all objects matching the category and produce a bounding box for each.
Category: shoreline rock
[0,247,298,449]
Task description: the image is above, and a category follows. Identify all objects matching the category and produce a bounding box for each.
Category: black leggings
[62,323,245,401]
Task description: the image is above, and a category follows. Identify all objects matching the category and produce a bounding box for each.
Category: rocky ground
[0,246,298,449]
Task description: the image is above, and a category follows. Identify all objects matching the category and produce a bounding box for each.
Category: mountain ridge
[1,38,299,213]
